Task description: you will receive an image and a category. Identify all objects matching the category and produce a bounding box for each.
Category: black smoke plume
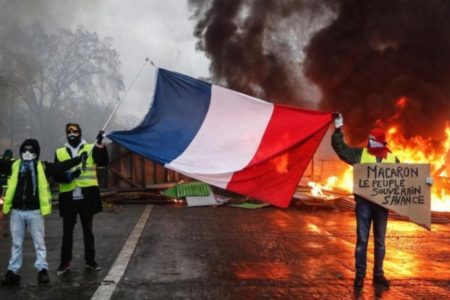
[189,0,450,146]
[189,0,334,108]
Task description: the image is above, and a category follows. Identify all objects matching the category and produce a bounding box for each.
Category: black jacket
[54,143,108,217]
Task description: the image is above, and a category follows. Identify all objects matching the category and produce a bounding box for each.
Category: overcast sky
[1,0,339,158]
[74,1,211,126]
[3,1,449,164]
[2,0,211,128]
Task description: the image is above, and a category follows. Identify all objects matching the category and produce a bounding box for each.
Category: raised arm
[92,131,108,167]
[331,114,362,165]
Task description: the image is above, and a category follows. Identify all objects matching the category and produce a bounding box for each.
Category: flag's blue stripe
[107,69,211,165]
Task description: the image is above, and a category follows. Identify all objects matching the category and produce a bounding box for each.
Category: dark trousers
[60,201,95,264]
[355,198,388,278]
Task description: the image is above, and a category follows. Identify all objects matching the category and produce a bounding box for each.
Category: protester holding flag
[107,68,333,208]
[331,114,400,288]
[54,123,108,276]
[0,139,85,286]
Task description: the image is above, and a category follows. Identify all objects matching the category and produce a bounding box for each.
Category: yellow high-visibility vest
[3,160,52,216]
[56,144,98,193]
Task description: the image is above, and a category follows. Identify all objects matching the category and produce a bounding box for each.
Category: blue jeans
[355,198,388,278]
[8,209,48,272]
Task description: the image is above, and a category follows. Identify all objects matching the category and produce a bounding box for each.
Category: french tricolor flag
[107,68,332,207]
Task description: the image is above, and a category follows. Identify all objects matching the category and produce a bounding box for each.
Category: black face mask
[67,133,81,147]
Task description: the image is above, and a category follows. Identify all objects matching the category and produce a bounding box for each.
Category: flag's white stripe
[167,85,274,175]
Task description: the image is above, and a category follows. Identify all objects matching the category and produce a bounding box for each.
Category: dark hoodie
[20,139,41,159]
[0,149,13,174]
[0,139,82,211]
[0,149,13,194]
[2,149,13,160]
[13,139,42,210]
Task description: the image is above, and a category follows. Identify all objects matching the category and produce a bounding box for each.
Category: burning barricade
[304,120,450,225]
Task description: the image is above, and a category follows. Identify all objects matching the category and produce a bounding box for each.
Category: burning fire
[309,99,450,212]
[387,124,450,211]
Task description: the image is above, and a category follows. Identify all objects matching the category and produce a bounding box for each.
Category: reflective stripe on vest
[360,148,396,163]
[3,160,52,216]
[56,144,99,193]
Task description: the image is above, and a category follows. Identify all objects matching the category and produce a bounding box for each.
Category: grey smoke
[189,0,450,148]
[189,0,334,108]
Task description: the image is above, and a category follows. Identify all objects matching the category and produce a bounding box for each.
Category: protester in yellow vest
[331,113,432,289]
[54,123,108,276]
[0,139,84,286]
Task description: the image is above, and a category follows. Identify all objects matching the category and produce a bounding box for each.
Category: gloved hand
[96,130,105,145]
[78,152,88,171]
[425,177,433,186]
[74,152,87,164]
[66,168,81,181]
[334,113,343,128]
[79,152,88,162]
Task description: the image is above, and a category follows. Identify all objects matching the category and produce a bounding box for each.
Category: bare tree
[0,24,124,158]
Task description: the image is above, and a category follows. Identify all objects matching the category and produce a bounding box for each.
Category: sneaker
[373,275,391,287]
[38,269,50,284]
[56,262,70,276]
[85,261,101,271]
[1,270,21,286]
[354,276,364,288]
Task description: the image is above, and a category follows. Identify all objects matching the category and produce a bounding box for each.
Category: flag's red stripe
[226,105,332,207]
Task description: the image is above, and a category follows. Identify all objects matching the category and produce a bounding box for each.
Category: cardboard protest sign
[353,163,431,230]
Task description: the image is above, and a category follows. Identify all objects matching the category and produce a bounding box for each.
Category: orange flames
[387,124,450,211]
[309,97,450,212]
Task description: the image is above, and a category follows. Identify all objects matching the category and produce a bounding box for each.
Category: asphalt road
[1,203,450,299]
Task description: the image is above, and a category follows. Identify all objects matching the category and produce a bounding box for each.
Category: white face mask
[369,139,385,148]
[21,151,37,161]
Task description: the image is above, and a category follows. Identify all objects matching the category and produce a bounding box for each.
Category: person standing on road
[0,139,85,286]
[55,123,108,276]
[331,113,433,288]
[331,113,398,289]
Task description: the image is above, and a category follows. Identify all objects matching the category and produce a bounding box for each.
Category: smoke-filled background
[189,0,450,146]
[1,0,450,159]
[0,0,123,159]
[0,0,208,159]
[189,0,335,108]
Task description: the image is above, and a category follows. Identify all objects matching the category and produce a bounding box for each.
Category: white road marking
[91,205,153,300]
